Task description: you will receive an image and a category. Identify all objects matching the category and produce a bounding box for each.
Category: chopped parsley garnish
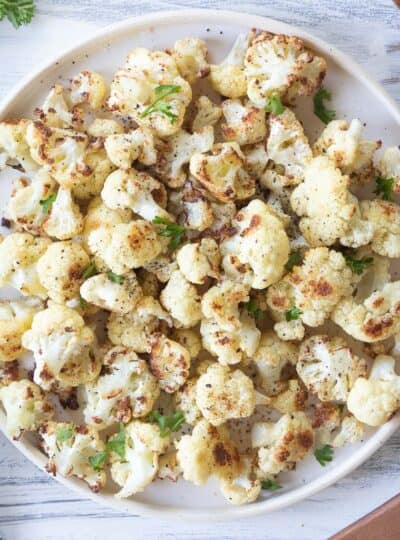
[0,0,36,29]
[140,85,181,123]
[285,305,303,321]
[82,262,98,280]
[314,444,334,466]
[345,254,374,275]
[261,479,282,491]
[39,193,57,214]
[88,451,108,472]
[313,87,336,124]
[55,425,74,443]
[285,251,302,272]
[107,271,124,284]
[374,175,395,201]
[79,296,87,310]
[153,216,187,250]
[147,410,185,438]
[265,93,285,115]
[244,298,264,320]
[105,423,126,460]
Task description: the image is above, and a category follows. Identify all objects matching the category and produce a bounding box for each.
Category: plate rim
[1,7,399,521]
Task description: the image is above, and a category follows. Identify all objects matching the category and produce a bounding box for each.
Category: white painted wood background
[0,1,399,539]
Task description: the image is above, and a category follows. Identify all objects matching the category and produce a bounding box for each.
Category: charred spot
[39,366,53,381]
[217,336,230,345]
[276,448,290,463]
[45,462,57,476]
[364,316,394,338]
[115,397,132,423]
[311,279,333,297]
[213,442,231,466]
[59,391,79,410]
[297,430,314,450]
[372,297,385,309]
[76,425,89,435]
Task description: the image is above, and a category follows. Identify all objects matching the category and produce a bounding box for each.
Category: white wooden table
[0,1,399,538]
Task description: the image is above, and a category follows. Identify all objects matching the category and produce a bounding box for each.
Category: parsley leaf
[140,85,181,122]
[107,271,124,284]
[56,425,74,443]
[261,479,282,491]
[147,410,185,438]
[39,193,57,214]
[244,298,264,320]
[265,93,285,115]
[82,262,98,280]
[285,251,302,272]
[0,0,36,29]
[345,254,374,275]
[314,444,334,466]
[313,87,336,124]
[88,451,108,472]
[106,423,126,460]
[374,175,395,201]
[285,305,303,321]
[152,216,187,250]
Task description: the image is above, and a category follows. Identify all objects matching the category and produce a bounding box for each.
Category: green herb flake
[140,85,181,122]
[265,93,285,115]
[55,425,74,443]
[152,216,187,250]
[147,410,185,438]
[285,251,302,272]
[39,193,57,214]
[107,271,124,284]
[344,254,374,275]
[105,423,126,460]
[374,175,395,201]
[79,296,87,310]
[88,451,108,472]
[313,87,336,124]
[0,0,36,29]
[261,479,282,491]
[285,305,303,321]
[244,298,264,320]
[82,262,98,280]
[314,444,334,466]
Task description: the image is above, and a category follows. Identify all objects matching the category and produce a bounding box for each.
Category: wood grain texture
[0,1,399,539]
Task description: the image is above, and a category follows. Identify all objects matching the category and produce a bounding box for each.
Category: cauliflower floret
[347,355,400,426]
[69,70,107,109]
[312,402,342,446]
[359,199,400,258]
[209,33,250,99]
[273,320,305,342]
[7,169,56,235]
[34,84,83,129]
[149,333,190,393]
[339,193,375,249]
[43,188,84,240]
[267,247,353,328]
[160,270,202,328]
[80,271,142,314]
[36,241,89,303]
[253,331,299,396]
[175,419,241,485]
[179,181,214,232]
[108,47,192,137]
[271,379,308,414]
[157,450,181,482]
[379,146,400,192]
[87,118,124,138]
[196,363,269,426]
[104,127,157,169]
[88,221,162,275]
[245,32,326,107]
[174,378,202,426]
[84,346,159,429]
[40,422,106,492]
[172,37,209,83]
[291,156,357,246]
[331,415,365,448]
[333,281,400,343]
[107,296,172,353]
[72,146,115,201]
[22,304,99,390]
[190,142,255,202]
[0,380,54,439]
[170,329,202,360]
[152,126,214,188]
[219,456,261,506]
[0,233,51,298]
[143,255,178,283]
[266,108,312,183]
[101,168,170,222]
[221,199,290,289]
[0,298,42,362]
[176,238,220,284]
[192,96,222,132]
[0,119,37,171]
[202,281,249,332]
[252,412,314,476]
[297,335,368,402]
[221,99,267,146]
[109,420,169,498]
[243,143,268,180]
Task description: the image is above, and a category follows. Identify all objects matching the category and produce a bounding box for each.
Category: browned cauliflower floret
[191,96,222,132]
[160,270,202,328]
[0,119,37,171]
[379,146,400,192]
[170,328,202,360]
[34,84,83,129]
[221,99,267,146]
[176,238,220,284]
[172,37,210,83]
[178,181,214,232]
[219,456,261,505]
[69,70,107,110]
[87,118,123,138]
[201,281,249,332]
[149,333,190,393]
[271,379,308,414]
[174,378,202,426]
[359,199,400,258]
[104,127,157,169]
[245,32,326,107]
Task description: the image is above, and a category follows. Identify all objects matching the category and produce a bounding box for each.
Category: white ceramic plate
[1,8,399,521]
